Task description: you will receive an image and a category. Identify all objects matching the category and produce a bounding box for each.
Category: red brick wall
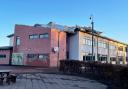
[13,25,51,67]
[50,29,67,67]
[0,50,12,65]
[13,25,67,67]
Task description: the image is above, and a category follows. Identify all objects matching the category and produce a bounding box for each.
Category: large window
[110,57,116,61]
[109,44,116,50]
[16,36,20,45]
[29,33,49,39]
[83,54,95,61]
[125,47,128,52]
[98,54,107,62]
[126,57,128,62]
[118,56,123,64]
[83,37,96,46]
[39,54,49,60]
[82,38,86,44]
[98,41,107,48]
[118,46,123,51]
[27,54,38,60]
[86,39,92,45]
[29,34,39,39]
[39,33,49,38]
[0,54,6,59]
[86,55,95,61]
[27,53,49,61]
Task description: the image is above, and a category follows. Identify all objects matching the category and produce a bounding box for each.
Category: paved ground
[0,73,107,89]
[0,66,58,73]
[0,66,107,89]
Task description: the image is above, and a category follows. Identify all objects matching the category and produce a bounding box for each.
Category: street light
[90,15,94,61]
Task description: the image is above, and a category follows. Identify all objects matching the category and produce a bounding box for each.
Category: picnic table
[0,70,11,77]
[0,70,17,85]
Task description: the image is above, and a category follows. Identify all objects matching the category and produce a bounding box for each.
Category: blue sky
[0,0,128,46]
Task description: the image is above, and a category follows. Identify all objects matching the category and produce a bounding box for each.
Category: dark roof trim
[7,34,14,38]
[0,46,13,50]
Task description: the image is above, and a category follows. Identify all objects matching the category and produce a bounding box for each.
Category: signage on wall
[52,47,59,53]
[12,53,24,65]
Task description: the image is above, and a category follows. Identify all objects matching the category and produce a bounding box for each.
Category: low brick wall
[59,60,128,89]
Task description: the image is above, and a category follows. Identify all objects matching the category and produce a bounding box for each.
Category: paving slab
[0,73,107,89]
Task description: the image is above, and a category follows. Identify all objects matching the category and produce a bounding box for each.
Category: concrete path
[0,73,107,89]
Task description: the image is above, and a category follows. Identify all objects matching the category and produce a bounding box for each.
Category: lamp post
[90,15,94,61]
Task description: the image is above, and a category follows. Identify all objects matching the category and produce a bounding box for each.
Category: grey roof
[34,22,75,33]
[74,26,102,35]
[7,34,14,38]
[0,46,13,50]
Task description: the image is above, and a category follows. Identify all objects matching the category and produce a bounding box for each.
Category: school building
[0,22,127,67]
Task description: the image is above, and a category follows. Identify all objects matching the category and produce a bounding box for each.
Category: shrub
[59,60,128,89]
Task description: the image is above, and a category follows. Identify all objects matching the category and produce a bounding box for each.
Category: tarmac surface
[0,66,107,89]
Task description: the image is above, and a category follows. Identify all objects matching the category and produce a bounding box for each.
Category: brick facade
[12,25,66,67]
[0,47,13,65]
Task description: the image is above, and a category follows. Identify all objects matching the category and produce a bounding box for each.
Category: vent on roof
[47,22,55,25]
[34,24,42,27]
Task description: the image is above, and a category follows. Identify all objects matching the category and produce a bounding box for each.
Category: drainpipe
[57,31,60,68]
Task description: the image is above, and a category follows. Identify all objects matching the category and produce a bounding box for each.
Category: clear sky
[0,0,128,46]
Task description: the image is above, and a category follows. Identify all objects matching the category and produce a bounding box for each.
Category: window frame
[0,54,6,59]
[29,34,39,39]
[27,53,49,61]
[16,36,20,46]
[39,33,49,39]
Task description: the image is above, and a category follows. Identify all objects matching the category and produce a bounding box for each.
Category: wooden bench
[0,77,4,85]
[10,74,17,83]
[0,74,17,85]
[6,74,17,85]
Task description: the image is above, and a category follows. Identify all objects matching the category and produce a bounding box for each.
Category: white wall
[68,33,79,60]
[78,32,98,61]
[9,36,14,46]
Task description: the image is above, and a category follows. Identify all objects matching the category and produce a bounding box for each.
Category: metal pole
[90,16,94,61]
[97,36,98,61]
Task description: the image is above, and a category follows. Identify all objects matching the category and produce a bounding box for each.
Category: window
[27,54,49,61]
[109,44,116,50]
[118,56,123,61]
[29,33,49,39]
[110,57,116,61]
[16,36,20,45]
[39,54,49,60]
[82,39,86,44]
[118,46,123,51]
[85,54,95,61]
[125,47,128,52]
[29,34,39,39]
[33,34,39,39]
[29,35,34,39]
[84,37,96,46]
[98,54,107,61]
[0,54,6,59]
[27,54,38,60]
[86,55,95,61]
[98,41,107,48]
[39,33,49,38]
[126,57,128,62]
[85,38,92,45]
